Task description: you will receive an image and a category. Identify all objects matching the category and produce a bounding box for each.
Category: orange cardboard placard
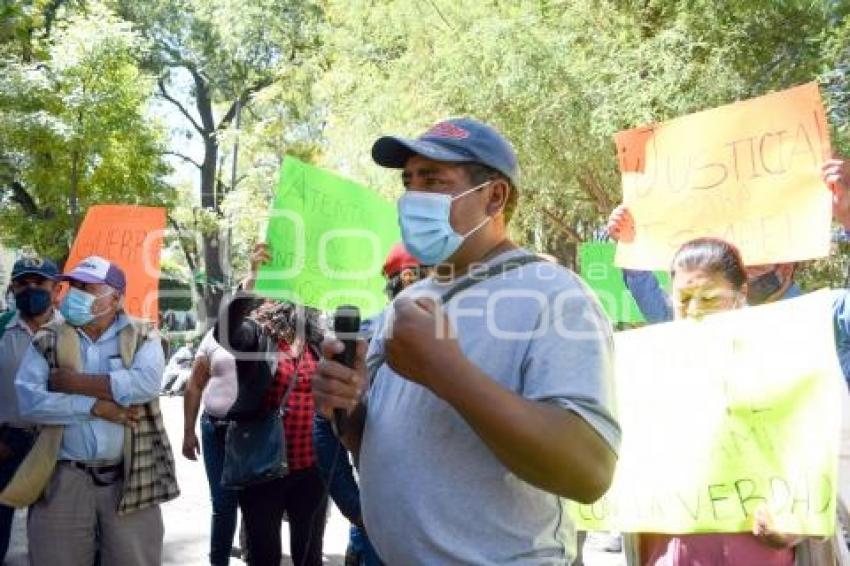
[65,205,166,321]
[614,82,832,270]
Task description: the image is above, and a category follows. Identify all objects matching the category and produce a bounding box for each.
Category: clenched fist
[385,296,464,390]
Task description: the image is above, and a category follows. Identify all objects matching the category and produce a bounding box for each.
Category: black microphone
[332,305,360,436]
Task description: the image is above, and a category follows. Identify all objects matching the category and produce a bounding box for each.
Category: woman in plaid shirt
[217,297,327,566]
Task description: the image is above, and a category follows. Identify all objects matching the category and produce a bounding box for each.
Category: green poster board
[255,156,401,316]
[579,242,670,323]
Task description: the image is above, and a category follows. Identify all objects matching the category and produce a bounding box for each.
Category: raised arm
[607,204,674,323]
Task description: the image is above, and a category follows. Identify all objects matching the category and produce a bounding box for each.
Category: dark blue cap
[372,118,519,186]
[12,256,60,280]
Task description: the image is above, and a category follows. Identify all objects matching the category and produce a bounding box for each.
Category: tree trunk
[195,73,226,331]
[69,149,79,243]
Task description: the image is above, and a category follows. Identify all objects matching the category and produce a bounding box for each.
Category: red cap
[382,243,419,278]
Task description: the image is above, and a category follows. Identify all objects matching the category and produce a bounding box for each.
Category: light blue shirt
[0,311,62,426]
[15,313,164,461]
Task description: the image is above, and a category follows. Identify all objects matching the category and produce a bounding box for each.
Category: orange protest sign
[614,82,832,270]
[65,205,166,321]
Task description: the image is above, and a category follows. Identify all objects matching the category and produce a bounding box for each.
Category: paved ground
[5,396,625,565]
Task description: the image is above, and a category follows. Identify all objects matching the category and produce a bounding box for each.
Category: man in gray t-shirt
[313,118,620,564]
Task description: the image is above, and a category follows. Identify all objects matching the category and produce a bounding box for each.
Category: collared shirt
[15,313,164,461]
[0,310,61,426]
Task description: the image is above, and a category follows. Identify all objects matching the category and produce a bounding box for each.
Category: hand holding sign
[822,159,850,231]
[606,205,635,243]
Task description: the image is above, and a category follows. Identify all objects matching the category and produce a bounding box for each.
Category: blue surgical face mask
[398,181,492,265]
[14,287,52,318]
[60,287,113,327]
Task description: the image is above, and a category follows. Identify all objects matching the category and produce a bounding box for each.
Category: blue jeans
[350,525,382,566]
[201,414,239,566]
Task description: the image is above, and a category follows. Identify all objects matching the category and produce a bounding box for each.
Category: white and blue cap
[60,256,127,294]
[372,118,519,186]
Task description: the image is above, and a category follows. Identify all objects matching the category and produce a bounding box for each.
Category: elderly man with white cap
[15,255,178,566]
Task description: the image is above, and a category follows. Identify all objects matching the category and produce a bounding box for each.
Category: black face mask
[14,287,52,317]
[747,271,783,305]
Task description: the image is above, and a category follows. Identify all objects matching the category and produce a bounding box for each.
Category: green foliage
[317,0,849,257]
[5,0,850,292]
[0,1,173,263]
[111,0,324,320]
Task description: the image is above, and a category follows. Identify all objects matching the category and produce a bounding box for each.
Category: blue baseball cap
[372,118,519,186]
[11,256,60,281]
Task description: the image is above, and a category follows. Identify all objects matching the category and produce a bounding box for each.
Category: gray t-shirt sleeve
[363,309,389,408]
[520,279,621,453]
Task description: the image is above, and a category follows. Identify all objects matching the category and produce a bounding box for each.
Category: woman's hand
[250,242,271,274]
[182,431,201,461]
[752,504,803,549]
[606,205,635,243]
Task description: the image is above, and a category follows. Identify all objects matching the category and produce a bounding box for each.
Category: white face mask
[397,182,492,264]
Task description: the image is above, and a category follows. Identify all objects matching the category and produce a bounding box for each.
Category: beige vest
[0,319,148,508]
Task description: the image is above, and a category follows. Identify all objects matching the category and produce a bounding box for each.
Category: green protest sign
[255,156,400,316]
[579,242,670,323]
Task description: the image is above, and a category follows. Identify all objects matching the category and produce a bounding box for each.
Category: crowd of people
[0,117,848,566]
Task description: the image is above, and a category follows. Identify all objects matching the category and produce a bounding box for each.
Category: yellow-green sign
[574,290,843,535]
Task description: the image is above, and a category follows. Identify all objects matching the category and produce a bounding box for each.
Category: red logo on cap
[425,122,469,140]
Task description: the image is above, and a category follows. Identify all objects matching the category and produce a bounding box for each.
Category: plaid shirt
[263,342,317,471]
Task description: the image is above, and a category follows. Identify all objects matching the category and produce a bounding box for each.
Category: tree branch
[576,169,614,216]
[8,181,54,219]
[540,136,615,215]
[158,78,204,134]
[217,77,274,131]
[42,0,66,38]
[164,151,202,170]
[425,0,456,31]
[167,214,199,275]
[541,207,583,243]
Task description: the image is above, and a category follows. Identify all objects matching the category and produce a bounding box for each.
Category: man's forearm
[52,374,114,401]
[339,404,367,458]
[431,355,616,503]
